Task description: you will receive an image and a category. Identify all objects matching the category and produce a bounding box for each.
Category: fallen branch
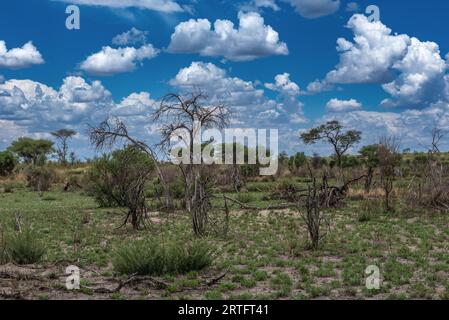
[83,274,169,294]
[222,195,296,211]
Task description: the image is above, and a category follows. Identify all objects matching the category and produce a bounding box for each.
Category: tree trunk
[365,167,373,193]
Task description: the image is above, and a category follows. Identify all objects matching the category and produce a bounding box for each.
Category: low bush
[113,239,214,276]
[0,151,17,177]
[25,166,55,192]
[6,229,46,265]
[236,192,255,204]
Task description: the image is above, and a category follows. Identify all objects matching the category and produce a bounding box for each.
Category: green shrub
[7,229,46,264]
[171,179,186,199]
[147,179,185,200]
[0,151,17,177]
[236,192,255,204]
[146,182,164,198]
[87,146,154,208]
[0,227,9,265]
[113,239,213,276]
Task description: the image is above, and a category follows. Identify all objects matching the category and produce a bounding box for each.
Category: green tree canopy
[300,120,361,167]
[0,150,17,176]
[8,137,54,165]
[359,144,380,168]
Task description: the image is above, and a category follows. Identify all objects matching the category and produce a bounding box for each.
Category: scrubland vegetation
[0,93,448,300]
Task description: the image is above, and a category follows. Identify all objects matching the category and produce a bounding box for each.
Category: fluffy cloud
[171,62,306,126]
[80,44,159,76]
[265,73,300,96]
[0,76,160,151]
[381,38,447,108]
[318,103,449,152]
[167,11,288,61]
[265,73,307,123]
[170,61,267,113]
[112,28,149,46]
[283,0,340,18]
[113,92,155,117]
[326,98,362,112]
[326,15,410,84]
[53,0,184,13]
[310,14,449,108]
[0,77,113,131]
[0,41,44,69]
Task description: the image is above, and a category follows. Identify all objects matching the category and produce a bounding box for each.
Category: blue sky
[1,0,449,158]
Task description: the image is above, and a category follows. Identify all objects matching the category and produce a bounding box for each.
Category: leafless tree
[430,127,447,154]
[300,177,330,250]
[409,127,449,210]
[378,136,401,211]
[153,92,230,237]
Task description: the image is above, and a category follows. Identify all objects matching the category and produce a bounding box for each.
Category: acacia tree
[51,129,76,164]
[153,92,229,237]
[8,137,54,166]
[301,121,361,182]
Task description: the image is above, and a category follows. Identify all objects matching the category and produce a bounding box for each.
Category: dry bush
[378,137,402,211]
[299,178,330,250]
[25,166,56,192]
[405,129,449,212]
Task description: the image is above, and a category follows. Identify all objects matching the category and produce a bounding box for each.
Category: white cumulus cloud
[265,73,307,123]
[167,11,288,61]
[0,41,44,69]
[309,14,449,108]
[80,44,159,76]
[326,98,362,112]
[170,62,305,125]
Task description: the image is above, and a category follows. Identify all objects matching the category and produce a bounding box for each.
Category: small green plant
[236,193,254,204]
[0,227,9,265]
[113,238,214,276]
[7,229,46,264]
[358,210,371,222]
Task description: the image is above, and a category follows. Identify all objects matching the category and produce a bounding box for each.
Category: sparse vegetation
[1,113,449,301]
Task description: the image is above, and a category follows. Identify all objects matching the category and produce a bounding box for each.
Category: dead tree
[300,177,330,250]
[378,136,401,211]
[153,92,230,237]
[408,127,449,210]
[88,118,174,211]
